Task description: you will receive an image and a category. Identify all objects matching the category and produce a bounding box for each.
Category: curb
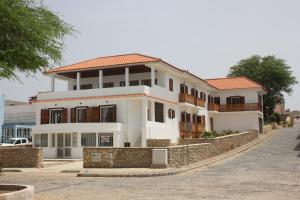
[77,128,280,178]
[1,169,22,172]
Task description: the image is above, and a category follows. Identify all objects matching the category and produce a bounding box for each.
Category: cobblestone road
[1,121,300,200]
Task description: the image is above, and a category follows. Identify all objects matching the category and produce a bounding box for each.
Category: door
[210,117,214,131]
[56,133,72,158]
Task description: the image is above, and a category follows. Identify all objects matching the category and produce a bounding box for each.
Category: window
[168,109,175,119]
[191,88,198,97]
[98,133,113,146]
[76,107,87,122]
[120,81,125,87]
[169,79,173,91]
[21,139,27,144]
[81,133,96,147]
[73,84,93,90]
[103,82,114,88]
[100,105,116,122]
[226,96,245,104]
[141,79,151,87]
[181,112,191,122]
[34,134,48,147]
[155,102,164,123]
[180,84,188,94]
[214,97,220,104]
[15,139,21,145]
[130,80,139,86]
[50,109,64,124]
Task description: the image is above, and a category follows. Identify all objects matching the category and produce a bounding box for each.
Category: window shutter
[169,79,173,91]
[40,109,49,124]
[112,105,117,122]
[172,110,175,119]
[63,108,68,123]
[71,108,76,123]
[180,84,184,93]
[87,106,100,122]
[168,109,171,118]
[202,116,206,124]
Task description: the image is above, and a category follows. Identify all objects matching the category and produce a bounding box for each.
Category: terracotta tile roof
[206,77,262,90]
[47,53,160,73]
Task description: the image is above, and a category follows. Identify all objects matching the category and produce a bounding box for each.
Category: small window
[130,80,139,86]
[214,97,220,104]
[141,79,151,87]
[168,109,175,119]
[169,79,173,91]
[98,133,113,147]
[100,105,116,122]
[103,82,114,88]
[180,84,188,94]
[120,81,125,87]
[15,139,21,144]
[21,139,27,143]
[155,78,158,85]
[73,84,93,90]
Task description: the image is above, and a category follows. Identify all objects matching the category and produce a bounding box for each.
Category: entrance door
[210,117,214,131]
[56,133,72,158]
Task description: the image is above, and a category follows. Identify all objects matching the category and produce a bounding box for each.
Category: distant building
[1,98,36,143]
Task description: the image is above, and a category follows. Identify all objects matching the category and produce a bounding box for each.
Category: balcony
[4,112,36,123]
[179,93,195,105]
[219,103,262,112]
[179,122,205,138]
[208,103,220,111]
[179,93,206,108]
[195,98,205,107]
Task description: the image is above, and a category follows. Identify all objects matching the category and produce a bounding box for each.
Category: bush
[202,131,218,138]
[268,112,281,124]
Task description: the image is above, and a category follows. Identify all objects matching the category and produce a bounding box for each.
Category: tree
[228,55,297,120]
[0,0,73,79]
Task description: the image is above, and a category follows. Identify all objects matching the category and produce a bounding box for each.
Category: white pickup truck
[0,138,31,147]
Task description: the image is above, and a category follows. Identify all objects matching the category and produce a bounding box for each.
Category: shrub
[268,112,281,124]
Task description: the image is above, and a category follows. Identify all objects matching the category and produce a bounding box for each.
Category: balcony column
[50,75,55,92]
[125,67,129,87]
[141,97,148,147]
[99,70,103,88]
[150,100,155,121]
[76,72,80,90]
[151,66,155,87]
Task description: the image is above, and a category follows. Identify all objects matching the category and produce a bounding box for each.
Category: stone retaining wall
[146,139,172,147]
[169,131,258,167]
[0,147,43,168]
[83,131,258,168]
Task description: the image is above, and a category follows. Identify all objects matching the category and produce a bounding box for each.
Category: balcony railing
[208,103,220,111]
[179,93,195,105]
[179,93,206,108]
[195,98,205,107]
[219,103,262,112]
[179,122,205,138]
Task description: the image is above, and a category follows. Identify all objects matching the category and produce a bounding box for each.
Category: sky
[0,0,299,110]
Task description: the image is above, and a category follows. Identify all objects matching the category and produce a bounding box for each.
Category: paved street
[1,121,300,200]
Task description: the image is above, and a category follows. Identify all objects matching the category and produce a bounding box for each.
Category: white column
[50,75,55,91]
[151,66,155,87]
[99,70,103,88]
[125,67,129,87]
[141,98,148,147]
[76,72,80,90]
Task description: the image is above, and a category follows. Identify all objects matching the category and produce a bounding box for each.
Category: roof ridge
[205,76,243,81]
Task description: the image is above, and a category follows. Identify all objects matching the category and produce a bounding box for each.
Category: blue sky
[0,0,299,110]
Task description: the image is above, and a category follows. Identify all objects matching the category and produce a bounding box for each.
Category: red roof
[47,53,160,73]
[206,77,262,90]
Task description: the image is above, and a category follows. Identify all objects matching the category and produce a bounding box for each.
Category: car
[0,138,32,146]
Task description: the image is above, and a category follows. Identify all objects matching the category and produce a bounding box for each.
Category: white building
[31,53,265,159]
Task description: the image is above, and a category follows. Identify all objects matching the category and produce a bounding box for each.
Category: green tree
[228,55,297,120]
[0,0,73,79]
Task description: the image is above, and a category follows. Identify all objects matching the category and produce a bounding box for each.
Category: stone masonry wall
[83,147,153,168]
[169,131,258,167]
[83,131,258,168]
[146,139,172,147]
[0,147,43,168]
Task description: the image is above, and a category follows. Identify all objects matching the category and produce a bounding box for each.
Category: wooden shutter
[63,108,68,123]
[180,84,185,93]
[168,109,171,118]
[71,108,76,123]
[87,106,100,122]
[172,110,175,119]
[202,116,206,125]
[169,79,173,91]
[112,105,117,122]
[40,109,49,124]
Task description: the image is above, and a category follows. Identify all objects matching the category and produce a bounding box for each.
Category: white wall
[211,112,262,133]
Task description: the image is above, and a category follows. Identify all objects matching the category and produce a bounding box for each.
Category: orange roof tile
[206,77,262,90]
[47,53,160,73]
